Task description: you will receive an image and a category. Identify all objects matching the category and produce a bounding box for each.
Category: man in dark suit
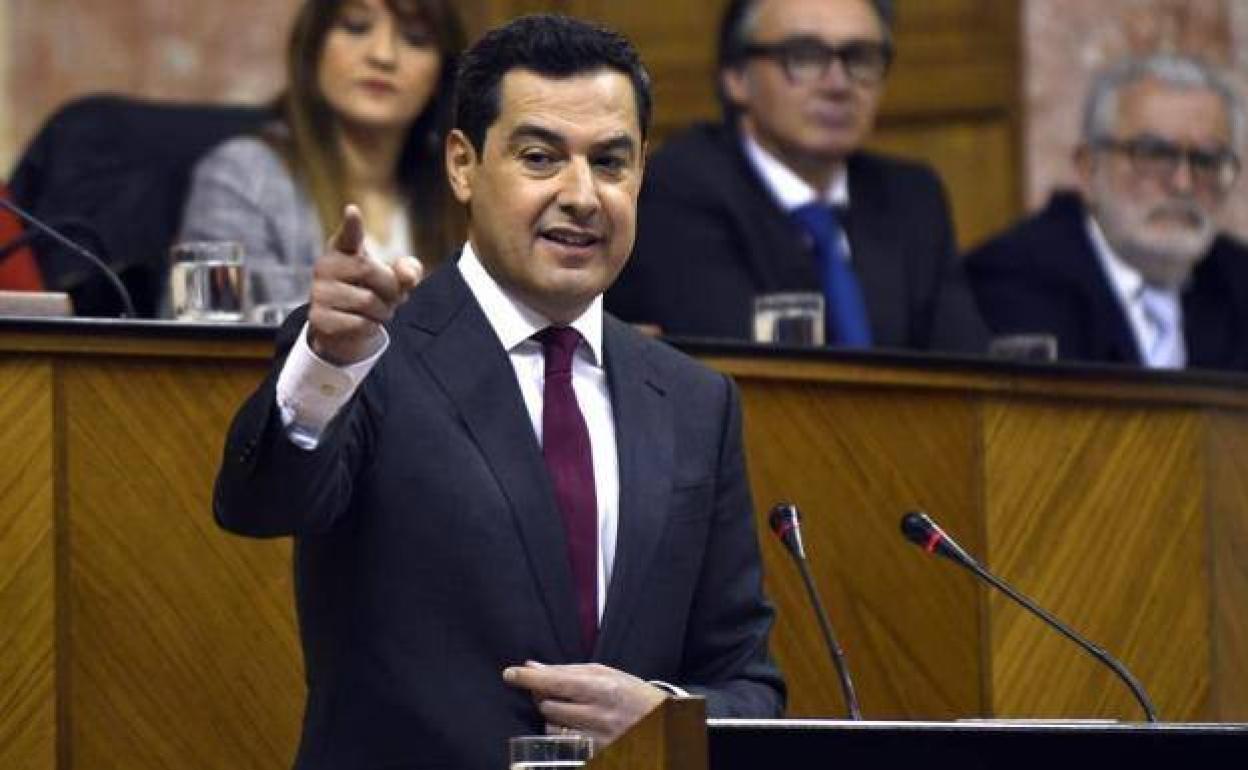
[607,0,986,352]
[966,54,1248,371]
[214,14,784,770]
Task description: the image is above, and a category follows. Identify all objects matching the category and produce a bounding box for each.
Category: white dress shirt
[274,242,620,620]
[1086,216,1187,368]
[362,206,414,265]
[742,133,852,258]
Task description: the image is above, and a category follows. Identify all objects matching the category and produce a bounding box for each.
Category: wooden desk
[2,320,1245,769]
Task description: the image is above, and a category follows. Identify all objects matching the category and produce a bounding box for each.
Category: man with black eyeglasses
[967,53,1248,371]
[607,0,987,353]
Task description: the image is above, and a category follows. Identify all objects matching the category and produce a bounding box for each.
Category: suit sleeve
[965,240,1087,356]
[677,374,787,717]
[921,171,990,354]
[213,307,382,538]
[608,166,754,339]
[178,139,292,273]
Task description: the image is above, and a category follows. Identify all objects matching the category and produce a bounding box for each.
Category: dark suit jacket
[965,191,1248,371]
[213,265,785,770]
[606,122,987,353]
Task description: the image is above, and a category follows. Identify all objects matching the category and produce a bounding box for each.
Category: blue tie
[1137,286,1184,369]
[790,203,872,347]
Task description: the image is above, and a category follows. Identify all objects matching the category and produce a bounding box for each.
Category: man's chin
[1124,229,1215,287]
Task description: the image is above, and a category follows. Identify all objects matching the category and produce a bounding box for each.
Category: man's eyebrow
[594,134,638,156]
[506,124,638,156]
[508,123,567,147]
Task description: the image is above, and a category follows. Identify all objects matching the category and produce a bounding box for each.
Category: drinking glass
[508,733,594,769]
[168,241,245,322]
[247,263,311,325]
[752,291,825,346]
[988,333,1058,362]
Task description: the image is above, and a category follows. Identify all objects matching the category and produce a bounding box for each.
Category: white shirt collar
[741,132,849,211]
[1086,215,1148,305]
[456,241,604,366]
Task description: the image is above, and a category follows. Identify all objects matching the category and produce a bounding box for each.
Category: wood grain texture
[589,697,707,770]
[982,400,1209,721]
[737,379,983,719]
[0,360,56,770]
[871,118,1017,251]
[1207,411,1248,720]
[61,357,301,769]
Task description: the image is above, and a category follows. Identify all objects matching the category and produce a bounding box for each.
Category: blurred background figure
[965,54,1248,371]
[607,0,986,353]
[176,0,465,311]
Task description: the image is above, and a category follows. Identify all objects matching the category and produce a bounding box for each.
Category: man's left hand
[503,661,670,746]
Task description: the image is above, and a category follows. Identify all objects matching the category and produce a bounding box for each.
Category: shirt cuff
[275,322,389,449]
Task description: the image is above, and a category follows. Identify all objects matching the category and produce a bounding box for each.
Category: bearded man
[966,53,1248,371]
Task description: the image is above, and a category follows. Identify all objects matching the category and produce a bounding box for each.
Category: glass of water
[508,733,594,769]
[168,241,245,322]
[752,291,825,346]
[247,264,312,325]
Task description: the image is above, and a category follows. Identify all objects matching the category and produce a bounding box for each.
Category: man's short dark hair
[717,0,896,71]
[453,14,653,152]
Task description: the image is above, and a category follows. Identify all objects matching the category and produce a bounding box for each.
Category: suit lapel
[1051,198,1144,364]
[594,317,673,662]
[845,157,908,344]
[408,268,583,661]
[718,126,813,291]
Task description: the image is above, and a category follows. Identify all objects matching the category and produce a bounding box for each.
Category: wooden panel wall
[0,360,57,770]
[740,381,983,719]
[981,400,1209,721]
[59,355,300,769]
[462,0,1022,249]
[1208,412,1248,720]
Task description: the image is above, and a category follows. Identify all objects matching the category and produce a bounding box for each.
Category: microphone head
[899,510,976,567]
[900,511,938,547]
[768,502,806,560]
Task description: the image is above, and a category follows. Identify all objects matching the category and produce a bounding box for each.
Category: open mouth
[540,228,601,249]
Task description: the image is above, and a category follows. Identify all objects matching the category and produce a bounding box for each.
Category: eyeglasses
[1093,136,1241,193]
[741,37,893,87]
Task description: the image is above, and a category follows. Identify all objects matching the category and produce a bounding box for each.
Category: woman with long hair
[178,0,465,288]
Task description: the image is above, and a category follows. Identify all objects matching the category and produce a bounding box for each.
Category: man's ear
[445,129,478,205]
[721,65,750,111]
[1073,144,1096,194]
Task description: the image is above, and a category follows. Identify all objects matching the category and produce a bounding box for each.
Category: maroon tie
[535,326,598,655]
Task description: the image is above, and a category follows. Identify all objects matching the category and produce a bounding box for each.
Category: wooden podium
[2,319,1246,770]
[590,698,1248,770]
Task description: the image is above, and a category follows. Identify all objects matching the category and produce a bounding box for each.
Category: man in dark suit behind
[966,54,1248,371]
[607,0,986,352]
[214,14,784,770]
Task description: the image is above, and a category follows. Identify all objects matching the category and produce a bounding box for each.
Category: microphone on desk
[0,196,136,317]
[899,510,1159,723]
[768,502,862,720]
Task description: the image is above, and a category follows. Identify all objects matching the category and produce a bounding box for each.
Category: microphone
[768,502,861,720]
[0,196,136,317]
[899,511,1159,722]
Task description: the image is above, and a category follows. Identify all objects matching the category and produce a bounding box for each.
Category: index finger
[503,662,593,702]
[330,204,366,256]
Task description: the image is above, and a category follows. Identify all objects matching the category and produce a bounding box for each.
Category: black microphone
[0,196,136,318]
[899,511,1159,722]
[769,502,862,720]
